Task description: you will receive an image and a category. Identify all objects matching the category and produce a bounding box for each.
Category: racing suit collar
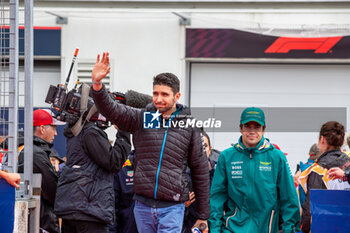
[235,136,271,153]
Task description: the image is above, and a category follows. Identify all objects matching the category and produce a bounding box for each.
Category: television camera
[45,48,152,132]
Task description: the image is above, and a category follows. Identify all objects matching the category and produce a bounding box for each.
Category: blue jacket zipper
[154,127,170,199]
[153,109,181,199]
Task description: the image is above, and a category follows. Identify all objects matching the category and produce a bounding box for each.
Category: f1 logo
[265,37,342,53]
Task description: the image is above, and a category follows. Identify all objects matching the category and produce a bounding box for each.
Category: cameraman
[54,113,131,232]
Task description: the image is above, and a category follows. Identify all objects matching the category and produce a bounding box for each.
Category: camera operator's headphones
[71,83,98,136]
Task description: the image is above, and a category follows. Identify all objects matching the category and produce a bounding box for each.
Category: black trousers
[61,219,108,233]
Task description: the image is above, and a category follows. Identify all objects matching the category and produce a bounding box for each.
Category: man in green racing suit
[209,107,300,233]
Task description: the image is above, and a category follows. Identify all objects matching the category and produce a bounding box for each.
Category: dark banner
[186,28,350,59]
[1,26,61,56]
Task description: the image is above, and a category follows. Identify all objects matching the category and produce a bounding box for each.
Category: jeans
[134,200,185,233]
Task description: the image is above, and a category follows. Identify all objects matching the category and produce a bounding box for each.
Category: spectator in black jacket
[327,133,350,183]
[328,166,350,184]
[17,109,65,233]
[109,150,138,233]
[300,121,350,233]
[91,52,210,233]
[54,120,130,233]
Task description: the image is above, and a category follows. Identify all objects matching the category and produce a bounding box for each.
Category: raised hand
[92,52,111,90]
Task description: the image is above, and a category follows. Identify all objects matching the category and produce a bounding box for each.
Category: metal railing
[0,1,38,232]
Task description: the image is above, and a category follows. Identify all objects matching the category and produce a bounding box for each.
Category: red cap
[33,109,65,126]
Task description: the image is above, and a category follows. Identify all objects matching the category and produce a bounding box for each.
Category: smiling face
[153,84,181,117]
[240,121,265,148]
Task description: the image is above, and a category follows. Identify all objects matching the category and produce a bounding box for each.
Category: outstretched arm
[92,52,111,91]
[188,131,210,220]
[328,167,350,184]
[328,167,345,179]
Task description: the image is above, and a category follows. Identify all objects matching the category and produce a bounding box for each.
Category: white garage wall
[32,67,61,107]
[31,7,350,106]
[32,11,186,99]
[190,63,350,170]
[190,63,350,108]
[10,65,60,107]
[189,12,350,37]
[28,3,350,149]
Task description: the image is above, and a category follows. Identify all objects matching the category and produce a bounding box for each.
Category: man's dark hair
[153,73,180,94]
[319,121,344,149]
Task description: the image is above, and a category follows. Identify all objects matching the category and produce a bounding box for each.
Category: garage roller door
[190,62,350,171]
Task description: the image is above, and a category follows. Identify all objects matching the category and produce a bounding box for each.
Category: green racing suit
[209,137,300,233]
